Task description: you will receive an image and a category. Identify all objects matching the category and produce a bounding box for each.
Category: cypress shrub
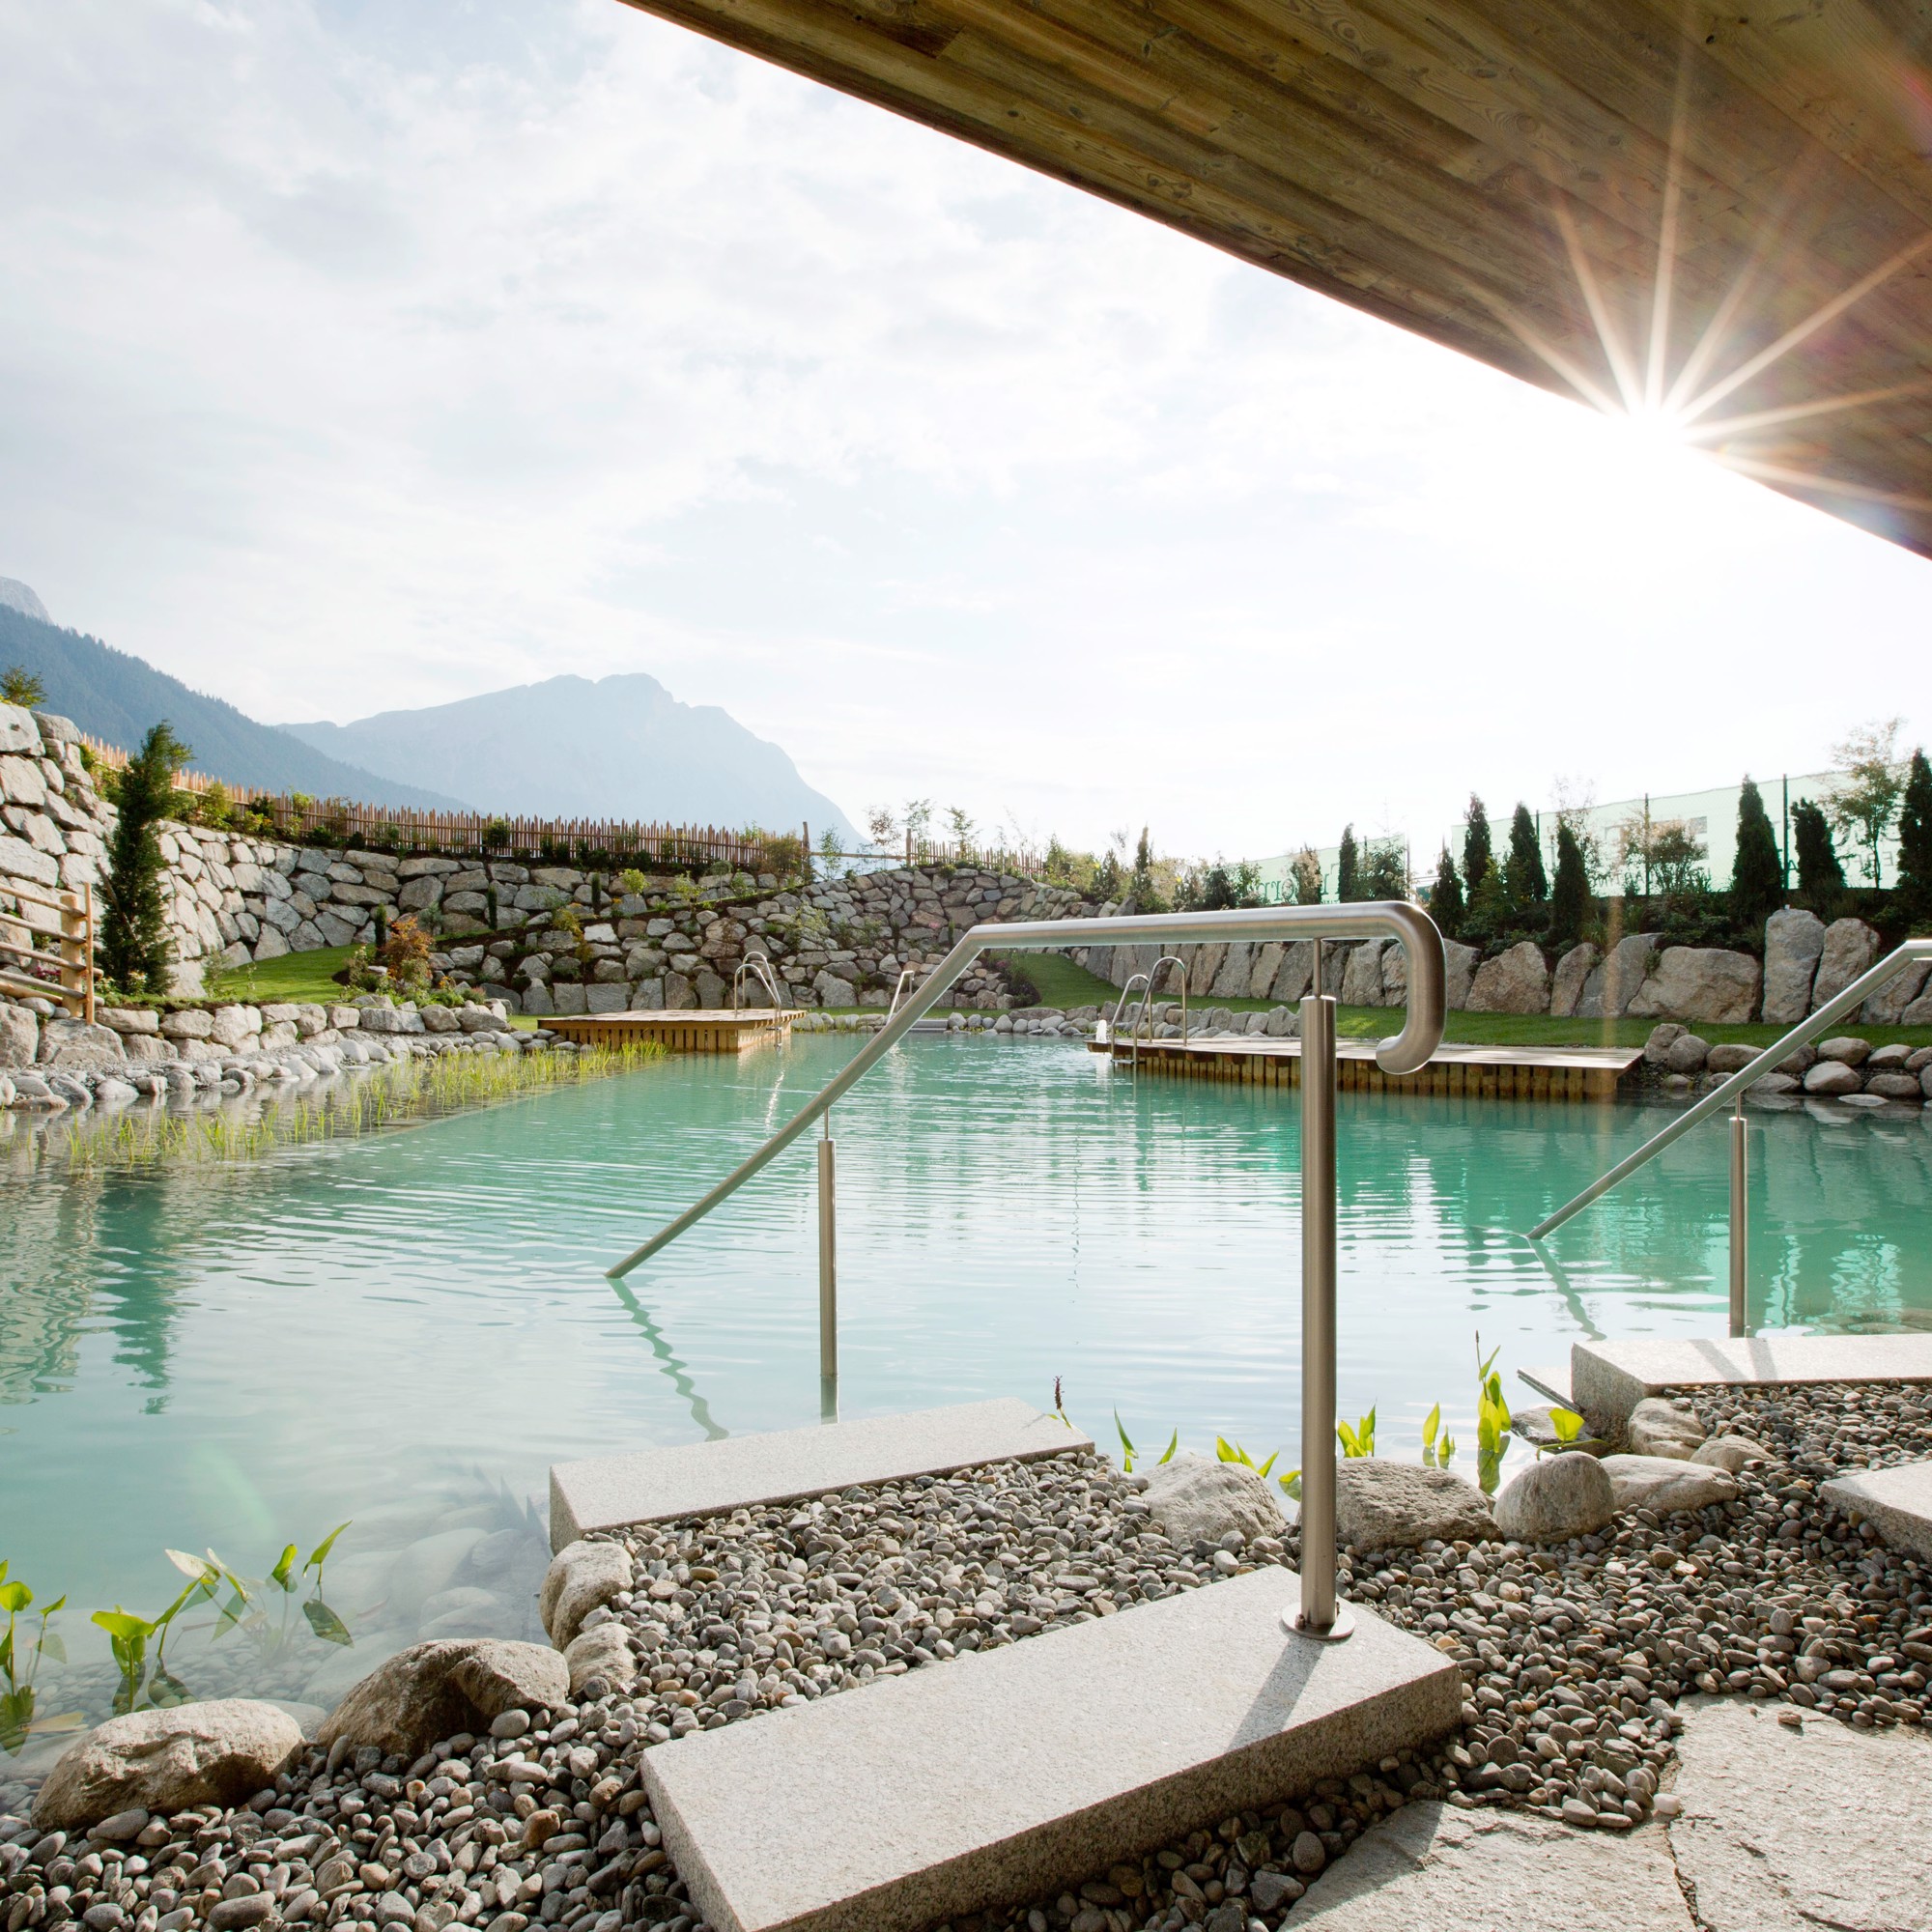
[1730,776,1784,937]
[1898,748,1932,924]
[1792,800,1845,910]
[1462,795,1492,893]
[1548,824,1589,946]
[1464,859,1508,946]
[99,722,190,995]
[1429,849,1463,937]
[1504,803,1548,912]
[1336,824,1359,902]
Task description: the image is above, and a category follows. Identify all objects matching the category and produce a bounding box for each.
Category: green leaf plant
[1113,1412,1177,1476]
[0,1564,72,1755]
[1421,1404,1457,1469]
[1475,1334,1513,1494]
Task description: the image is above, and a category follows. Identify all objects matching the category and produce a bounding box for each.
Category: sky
[2,0,1926,863]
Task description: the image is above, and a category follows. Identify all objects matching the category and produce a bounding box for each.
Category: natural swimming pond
[4,1033,1930,1749]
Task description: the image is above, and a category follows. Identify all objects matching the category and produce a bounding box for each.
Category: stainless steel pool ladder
[731,948,787,1011]
[607,902,1447,1642]
[887,965,927,1019]
[1529,937,1932,1338]
[1105,954,1187,1067]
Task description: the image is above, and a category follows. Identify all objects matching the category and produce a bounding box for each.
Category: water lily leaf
[303,1599,353,1648]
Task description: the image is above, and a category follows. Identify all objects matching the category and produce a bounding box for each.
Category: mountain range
[0,582,856,837]
[0,597,463,807]
[281,676,855,838]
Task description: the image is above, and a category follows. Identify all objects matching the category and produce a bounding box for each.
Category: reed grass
[54,1043,664,1174]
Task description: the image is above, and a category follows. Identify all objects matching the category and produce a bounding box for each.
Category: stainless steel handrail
[731,948,787,1012]
[607,900,1446,1639]
[887,964,927,1019]
[1529,937,1932,1335]
[1107,953,1188,1067]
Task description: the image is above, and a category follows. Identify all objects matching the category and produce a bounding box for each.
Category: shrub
[481,817,511,852]
[1504,803,1547,914]
[1,666,45,707]
[1898,749,1932,925]
[1548,824,1589,947]
[382,914,433,988]
[99,723,191,994]
[1462,795,1492,894]
[1463,859,1508,947]
[1289,847,1322,906]
[1730,776,1784,936]
[1360,838,1408,900]
[1428,849,1463,937]
[1792,799,1845,911]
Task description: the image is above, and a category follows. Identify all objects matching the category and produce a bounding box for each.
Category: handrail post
[1728,1104,1747,1339]
[1291,992,1352,1640]
[818,1122,838,1420]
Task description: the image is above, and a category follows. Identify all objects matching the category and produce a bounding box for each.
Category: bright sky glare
[1,0,1925,858]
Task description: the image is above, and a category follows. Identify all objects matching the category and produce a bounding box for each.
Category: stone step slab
[1819,1459,1932,1562]
[642,1566,1462,1932]
[548,1399,1091,1549]
[1571,1334,1932,1435]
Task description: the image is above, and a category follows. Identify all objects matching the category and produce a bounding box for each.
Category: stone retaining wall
[1079,910,1932,1028]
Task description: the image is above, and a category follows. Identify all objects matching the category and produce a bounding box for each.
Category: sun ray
[1643,19,1697,415]
[1684,378,1932,443]
[1677,227,1932,425]
[1712,451,1932,514]
[1548,196,1644,413]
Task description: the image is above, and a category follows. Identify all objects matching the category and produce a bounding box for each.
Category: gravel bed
[6,1389,1931,1932]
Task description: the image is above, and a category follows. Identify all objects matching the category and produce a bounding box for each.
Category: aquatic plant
[1475,1334,1512,1493]
[1421,1404,1456,1468]
[0,1563,69,1754]
[1112,1411,1176,1474]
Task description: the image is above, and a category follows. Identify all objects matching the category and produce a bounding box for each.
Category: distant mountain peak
[280,670,857,838]
[0,579,49,624]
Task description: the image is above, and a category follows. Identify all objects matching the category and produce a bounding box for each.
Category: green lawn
[206,945,358,1007]
[1003,952,1124,1009]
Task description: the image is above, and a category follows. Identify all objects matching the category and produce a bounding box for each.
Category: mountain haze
[281,674,857,838]
[0,601,466,809]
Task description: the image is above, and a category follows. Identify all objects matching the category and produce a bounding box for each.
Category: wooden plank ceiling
[615,0,1932,557]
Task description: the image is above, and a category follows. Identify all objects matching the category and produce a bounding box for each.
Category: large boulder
[1442,941,1477,1011]
[1578,933,1660,1018]
[1548,944,1598,1019]
[1599,1455,1738,1515]
[33,1700,303,1830]
[1761,909,1826,1024]
[316,1639,567,1757]
[37,1018,127,1067]
[1466,942,1549,1014]
[1340,941,1387,1009]
[0,1002,40,1067]
[1493,1453,1616,1543]
[1141,1455,1284,1547]
[1810,918,1880,1011]
[1332,1461,1495,1552]
[1864,957,1932,1026]
[540,1540,634,1647]
[1804,1060,1863,1096]
[1628,948,1761,1024]
[1626,1397,1705,1460]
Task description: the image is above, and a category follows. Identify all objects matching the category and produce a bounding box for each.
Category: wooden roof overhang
[615,0,1932,557]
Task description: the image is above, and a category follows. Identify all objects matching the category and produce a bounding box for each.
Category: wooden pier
[546,1009,801,1054]
[1088,1034,1640,1102]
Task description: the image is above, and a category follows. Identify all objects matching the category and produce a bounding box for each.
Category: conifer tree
[1336,824,1360,902]
[99,722,190,994]
[1126,826,1163,911]
[1792,799,1844,910]
[1548,824,1589,946]
[1897,748,1932,923]
[1465,859,1508,946]
[1462,795,1492,895]
[1504,803,1548,913]
[1729,777,1784,937]
[1429,848,1463,938]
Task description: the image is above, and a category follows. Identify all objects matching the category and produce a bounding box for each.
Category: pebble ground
[5,1383,1929,1932]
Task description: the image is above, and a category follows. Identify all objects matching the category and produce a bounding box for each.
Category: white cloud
[0,0,1924,856]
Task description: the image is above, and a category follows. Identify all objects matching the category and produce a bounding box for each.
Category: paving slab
[549,1399,1091,1549]
[1290,1802,1691,1930]
[1819,1458,1932,1562]
[1572,1333,1932,1434]
[1519,1363,1573,1406]
[1669,1694,1932,1930]
[642,1567,1462,1932]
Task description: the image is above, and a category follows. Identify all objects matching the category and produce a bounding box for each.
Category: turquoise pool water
[3,1035,1929,1732]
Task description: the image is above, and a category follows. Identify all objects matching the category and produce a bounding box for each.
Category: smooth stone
[315,1639,568,1756]
[562,1624,636,1696]
[1598,1455,1739,1516]
[1492,1452,1616,1543]
[1690,1435,1771,1472]
[1625,1398,1706,1461]
[1140,1455,1286,1547]
[32,1700,303,1831]
[1331,1460,1495,1551]
[540,1542,635,1648]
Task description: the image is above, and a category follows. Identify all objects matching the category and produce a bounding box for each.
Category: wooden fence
[0,880,97,1021]
[75,733,799,872]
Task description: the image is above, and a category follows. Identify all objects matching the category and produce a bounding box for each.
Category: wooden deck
[546,1009,801,1054]
[1087,1034,1640,1102]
